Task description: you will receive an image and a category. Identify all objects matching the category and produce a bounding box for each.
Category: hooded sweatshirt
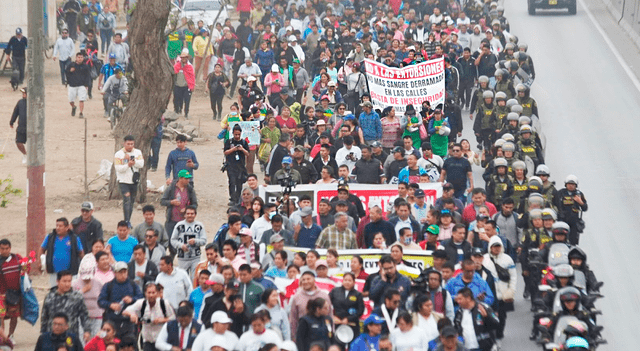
[482,236,516,301]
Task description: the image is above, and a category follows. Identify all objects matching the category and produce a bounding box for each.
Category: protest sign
[364,57,446,114]
[229,121,261,146]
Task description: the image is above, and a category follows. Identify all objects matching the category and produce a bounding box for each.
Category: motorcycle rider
[568,247,601,294]
[485,157,513,206]
[555,175,588,245]
[540,221,571,264]
[542,287,600,344]
[519,209,551,301]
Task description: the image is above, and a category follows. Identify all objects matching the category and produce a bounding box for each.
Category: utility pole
[26,0,46,256]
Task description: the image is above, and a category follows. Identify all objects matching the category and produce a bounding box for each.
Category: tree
[108,0,173,202]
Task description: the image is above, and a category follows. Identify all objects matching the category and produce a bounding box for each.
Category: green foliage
[0,155,23,207]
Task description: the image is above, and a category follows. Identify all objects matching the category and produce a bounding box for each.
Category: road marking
[578,0,640,93]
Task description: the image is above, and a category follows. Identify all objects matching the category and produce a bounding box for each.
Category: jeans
[100,29,113,54]
[118,182,137,223]
[164,220,178,258]
[227,166,245,203]
[229,65,242,97]
[142,341,158,351]
[173,85,191,115]
[459,80,474,107]
[149,135,162,169]
[59,59,70,85]
[12,56,25,84]
[178,259,200,280]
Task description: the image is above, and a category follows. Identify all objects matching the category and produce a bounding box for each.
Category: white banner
[364,57,446,115]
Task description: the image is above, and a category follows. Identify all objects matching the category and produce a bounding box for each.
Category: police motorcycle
[533,287,606,350]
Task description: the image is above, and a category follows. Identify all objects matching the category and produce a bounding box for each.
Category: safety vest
[491,174,511,204]
[518,96,536,117]
[475,87,490,112]
[479,103,496,130]
[495,79,514,99]
[517,140,538,160]
[495,105,509,128]
[512,179,528,205]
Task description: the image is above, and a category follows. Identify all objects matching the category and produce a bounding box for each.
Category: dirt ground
[0,39,240,349]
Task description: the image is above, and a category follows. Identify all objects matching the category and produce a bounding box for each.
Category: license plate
[549,0,557,4]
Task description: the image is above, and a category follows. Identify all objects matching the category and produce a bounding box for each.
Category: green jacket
[240,281,265,314]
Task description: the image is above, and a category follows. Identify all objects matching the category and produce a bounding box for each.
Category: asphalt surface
[456,0,640,349]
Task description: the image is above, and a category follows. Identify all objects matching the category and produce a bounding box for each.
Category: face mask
[99,331,107,338]
[269,211,277,219]
[230,111,238,116]
[404,237,412,245]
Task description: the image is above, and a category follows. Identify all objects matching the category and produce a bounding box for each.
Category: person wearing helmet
[493,91,510,127]
[497,6,510,32]
[564,336,589,351]
[535,164,557,205]
[568,247,600,294]
[494,69,515,100]
[500,142,521,177]
[497,112,520,140]
[510,160,529,205]
[500,43,516,61]
[485,158,514,206]
[519,209,551,300]
[517,43,536,79]
[516,84,539,118]
[516,176,546,213]
[469,75,493,115]
[516,125,544,167]
[540,221,571,264]
[472,89,498,151]
[555,176,588,245]
[481,141,507,183]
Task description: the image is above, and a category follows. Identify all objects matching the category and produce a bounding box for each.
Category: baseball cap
[16,28,22,34]
[316,259,328,268]
[360,101,373,108]
[282,156,293,164]
[471,247,485,256]
[300,206,313,217]
[114,261,128,272]
[392,146,404,154]
[247,76,257,82]
[206,273,225,285]
[109,53,117,59]
[343,114,355,121]
[20,87,26,93]
[211,311,233,324]
[226,280,240,290]
[485,28,493,33]
[239,227,252,236]
[178,169,192,179]
[327,81,337,87]
[364,314,385,326]
[250,262,261,270]
[442,182,454,190]
[425,224,439,236]
[271,63,279,72]
[371,141,382,148]
[414,189,425,198]
[294,145,306,152]
[320,131,331,138]
[316,119,327,126]
[81,201,94,210]
[281,341,298,351]
[441,325,458,338]
[335,200,349,207]
[269,234,285,244]
[288,35,297,41]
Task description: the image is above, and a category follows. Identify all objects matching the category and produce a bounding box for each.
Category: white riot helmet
[564,175,579,186]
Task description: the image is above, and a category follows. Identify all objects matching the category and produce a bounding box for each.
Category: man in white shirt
[250,203,277,243]
[237,57,263,87]
[236,313,282,351]
[52,29,75,85]
[123,283,175,350]
[192,311,239,351]
[113,135,144,224]
[155,256,193,310]
[156,305,203,351]
[171,205,207,279]
[335,135,361,173]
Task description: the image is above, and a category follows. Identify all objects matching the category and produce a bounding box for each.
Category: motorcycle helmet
[552,221,570,236]
[497,5,505,12]
[495,91,507,101]
[478,75,490,84]
[568,247,587,262]
[502,142,515,153]
[565,174,579,186]
[482,90,494,99]
[564,321,589,338]
[535,164,550,176]
[507,112,519,121]
[511,105,523,114]
[553,264,574,278]
[559,286,581,301]
[565,336,589,350]
[494,157,508,168]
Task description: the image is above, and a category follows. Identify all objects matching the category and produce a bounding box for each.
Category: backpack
[140,298,167,320]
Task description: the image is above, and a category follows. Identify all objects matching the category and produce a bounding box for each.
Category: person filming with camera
[122,282,175,350]
[270,156,302,186]
[223,124,250,206]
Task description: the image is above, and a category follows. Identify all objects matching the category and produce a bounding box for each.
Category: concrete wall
[602,0,640,48]
[1,0,57,43]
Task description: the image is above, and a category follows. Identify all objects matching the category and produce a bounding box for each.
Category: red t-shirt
[0,254,22,292]
[276,116,297,136]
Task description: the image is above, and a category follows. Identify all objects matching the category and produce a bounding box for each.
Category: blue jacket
[350,333,380,351]
[319,88,344,104]
[369,273,412,306]
[98,279,144,311]
[35,332,83,351]
[445,272,495,308]
[359,110,382,141]
[165,147,199,180]
[255,49,275,71]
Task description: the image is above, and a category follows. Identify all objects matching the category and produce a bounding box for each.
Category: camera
[142,318,152,324]
[345,152,358,162]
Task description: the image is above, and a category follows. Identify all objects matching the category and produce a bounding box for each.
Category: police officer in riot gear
[486,157,514,206]
[469,75,493,116]
[517,125,544,168]
[516,84,539,118]
[473,90,498,150]
[494,69,515,99]
[555,175,588,245]
[536,165,557,206]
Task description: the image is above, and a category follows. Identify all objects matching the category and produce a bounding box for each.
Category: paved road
[457,0,640,349]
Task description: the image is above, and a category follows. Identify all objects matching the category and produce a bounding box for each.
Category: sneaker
[88,93,92,99]
[22,155,27,164]
[79,112,84,118]
[184,113,189,119]
[150,167,157,172]
[71,106,77,116]
[523,290,530,299]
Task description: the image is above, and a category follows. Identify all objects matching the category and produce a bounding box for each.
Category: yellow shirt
[193,36,214,57]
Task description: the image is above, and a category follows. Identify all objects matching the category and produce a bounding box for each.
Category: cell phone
[130,155,135,161]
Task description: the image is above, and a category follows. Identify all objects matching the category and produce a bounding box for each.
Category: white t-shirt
[389,326,430,351]
[236,329,282,351]
[416,313,440,342]
[134,260,148,290]
[461,309,479,349]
